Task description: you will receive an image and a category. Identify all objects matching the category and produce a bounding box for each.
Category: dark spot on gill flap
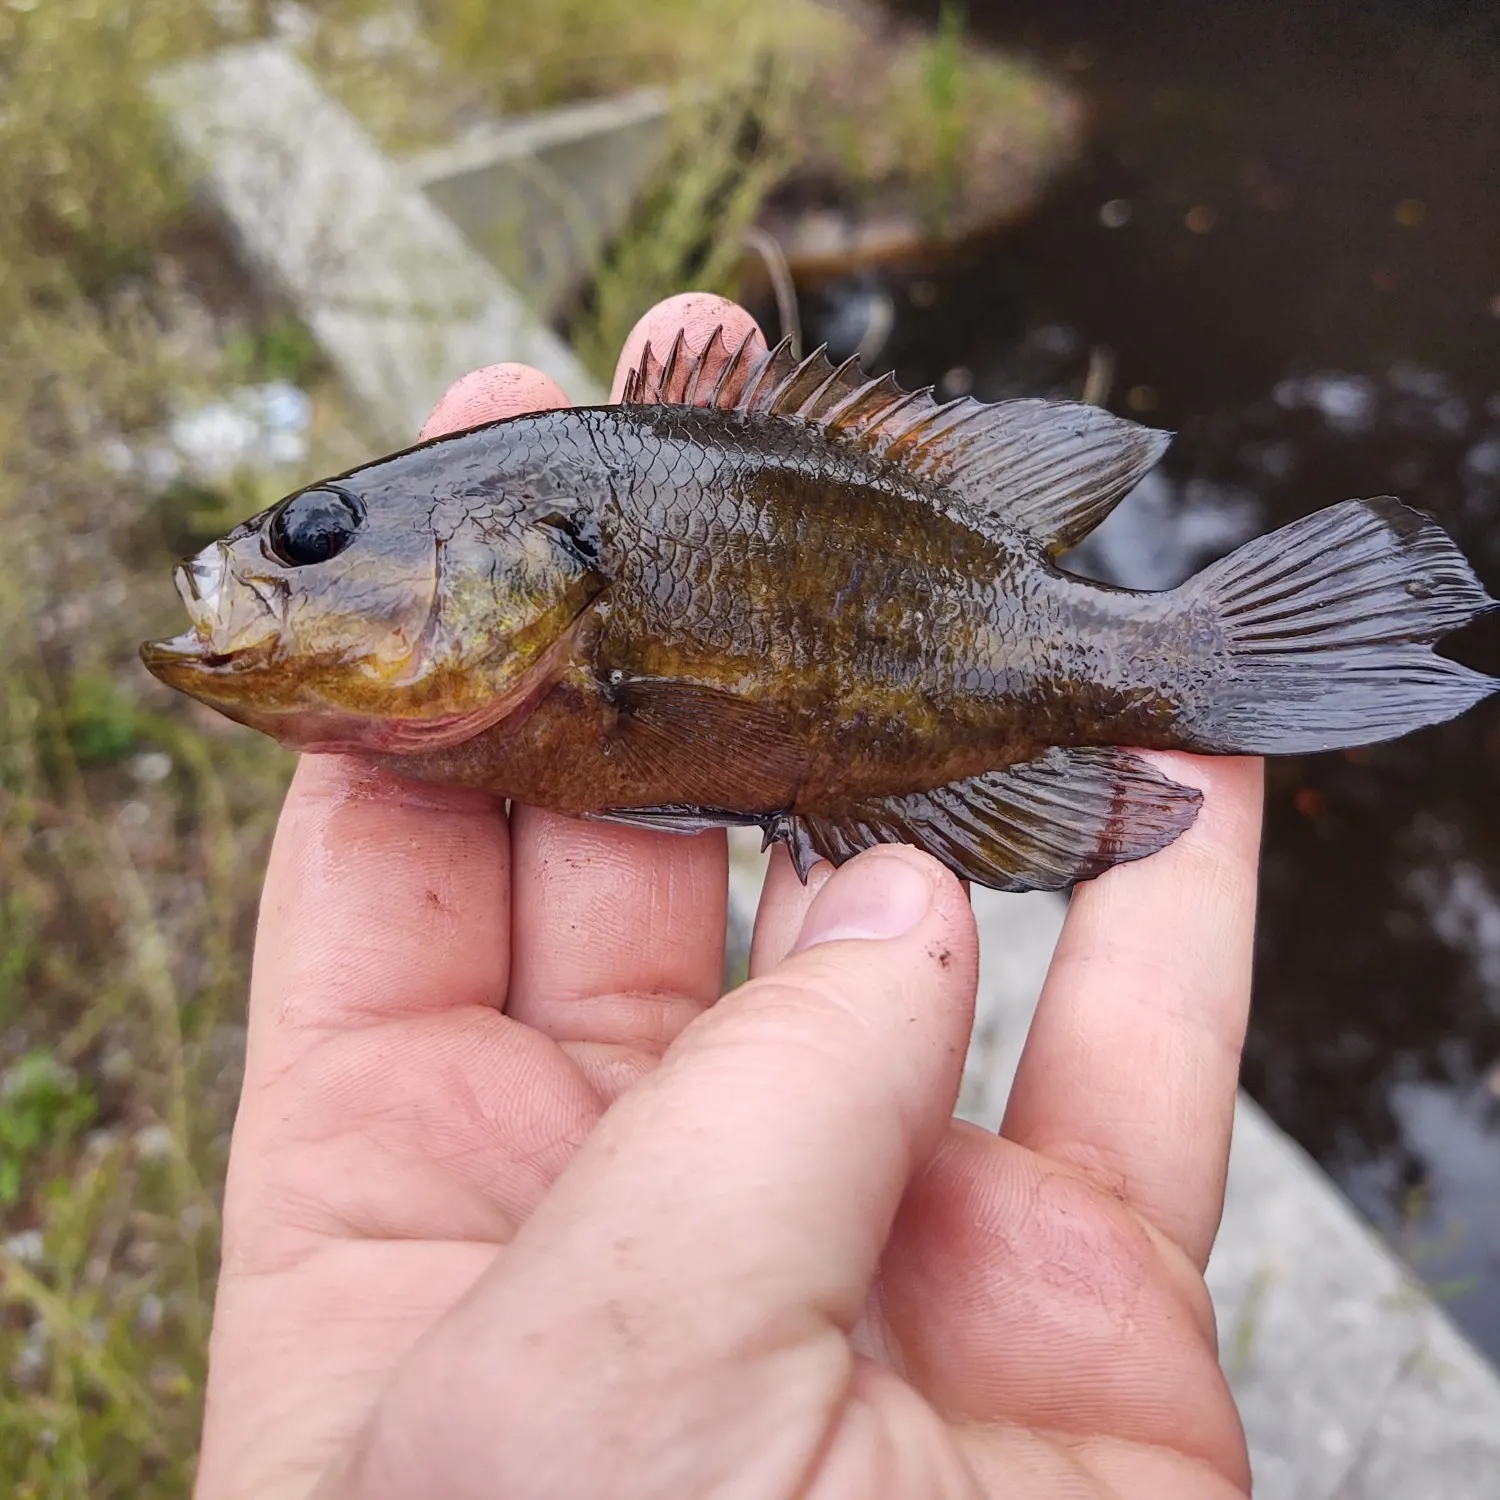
[599,676,810,813]
[622,326,1171,555]
[773,747,1203,893]
[532,502,603,575]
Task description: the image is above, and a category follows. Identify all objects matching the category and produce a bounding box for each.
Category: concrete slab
[152,42,604,446]
[401,89,669,321]
[1212,1098,1500,1499]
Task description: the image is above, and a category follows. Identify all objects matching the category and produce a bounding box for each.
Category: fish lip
[138,630,274,680]
[145,551,280,683]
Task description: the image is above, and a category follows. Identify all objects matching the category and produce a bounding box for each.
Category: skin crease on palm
[196,292,1263,1500]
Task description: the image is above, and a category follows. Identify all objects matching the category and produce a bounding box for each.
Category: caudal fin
[1176,496,1498,754]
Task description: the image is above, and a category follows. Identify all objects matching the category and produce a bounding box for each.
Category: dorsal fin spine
[658,328,688,399]
[708,327,760,406]
[821,369,899,428]
[619,324,1172,553]
[766,345,834,416]
[738,336,795,413]
[800,356,860,418]
[866,388,938,453]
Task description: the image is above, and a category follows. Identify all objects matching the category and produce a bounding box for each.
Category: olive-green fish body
[141,330,1498,890]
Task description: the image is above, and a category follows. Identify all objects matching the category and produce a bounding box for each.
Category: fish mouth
[138,627,290,747]
[139,629,275,687]
[141,594,595,756]
[141,552,282,691]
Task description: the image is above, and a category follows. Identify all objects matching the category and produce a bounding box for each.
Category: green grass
[313,0,1071,304]
[0,2,313,1493]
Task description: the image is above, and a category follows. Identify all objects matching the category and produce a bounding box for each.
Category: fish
[140,328,1499,892]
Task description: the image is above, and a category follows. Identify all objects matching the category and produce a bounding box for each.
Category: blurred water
[836,0,1500,1360]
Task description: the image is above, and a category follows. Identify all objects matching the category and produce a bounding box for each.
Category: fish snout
[141,544,282,690]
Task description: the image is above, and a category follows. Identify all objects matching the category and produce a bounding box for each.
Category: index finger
[245,363,573,1064]
[506,294,768,1061]
[1000,753,1264,1269]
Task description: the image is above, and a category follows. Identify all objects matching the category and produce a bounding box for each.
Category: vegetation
[405,0,1064,212]
[0,1,326,1493]
[309,0,1071,374]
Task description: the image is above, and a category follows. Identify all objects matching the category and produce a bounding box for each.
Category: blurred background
[1,0,1497,1492]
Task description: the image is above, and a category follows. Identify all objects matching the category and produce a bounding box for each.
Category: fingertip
[768,846,981,1099]
[1137,751,1263,828]
[421,364,571,440]
[610,292,767,402]
[1121,752,1265,896]
[748,845,832,976]
[791,844,968,954]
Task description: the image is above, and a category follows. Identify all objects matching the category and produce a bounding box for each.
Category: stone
[151,42,603,446]
[402,89,669,322]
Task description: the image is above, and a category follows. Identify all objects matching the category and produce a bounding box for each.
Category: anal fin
[774,747,1202,893]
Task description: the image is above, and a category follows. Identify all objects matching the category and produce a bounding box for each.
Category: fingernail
[793,853,933,951]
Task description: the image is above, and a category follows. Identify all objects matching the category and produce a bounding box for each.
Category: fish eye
[266,487,363,567]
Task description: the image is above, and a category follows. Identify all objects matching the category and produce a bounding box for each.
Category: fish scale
[583,408,1006,701]
[140,329,1498,892]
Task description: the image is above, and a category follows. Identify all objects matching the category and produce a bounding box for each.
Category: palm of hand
[197,297,1256,1500]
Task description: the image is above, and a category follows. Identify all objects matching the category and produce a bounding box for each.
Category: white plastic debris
[168,381,312,479]
[105,381,313,488]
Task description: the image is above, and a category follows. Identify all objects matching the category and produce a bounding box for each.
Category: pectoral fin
[770,747,1203,892]
[585,805,766,836]
[596,674,810,811]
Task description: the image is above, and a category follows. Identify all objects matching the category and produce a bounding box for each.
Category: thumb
[344,846,979,1498]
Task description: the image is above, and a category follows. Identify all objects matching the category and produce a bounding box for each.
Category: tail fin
[1176,496,1498,754]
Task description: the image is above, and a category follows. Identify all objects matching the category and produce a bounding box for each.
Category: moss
[60,673,142,770]
[0,1051,98,1207]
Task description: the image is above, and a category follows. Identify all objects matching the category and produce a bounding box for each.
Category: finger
[350,848,980,1495]
[247,758,511,1049]
[420,364,569,439]
[748,844,833,977]
[609,289,766,401]
[232,363,591,1208]
[878,1125,1249,1490]
[505,806,730,1059]
[507,294,767,1057]
[245,363,573,1057]
[229,758,534,1258]
[1001,753,1264,1268]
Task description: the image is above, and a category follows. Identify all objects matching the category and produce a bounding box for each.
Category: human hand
[195,293,1260,1499]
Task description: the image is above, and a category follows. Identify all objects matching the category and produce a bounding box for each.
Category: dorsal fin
[621,327,1171,555]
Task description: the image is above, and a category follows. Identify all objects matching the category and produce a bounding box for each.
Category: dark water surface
[828,0,1500,1360]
